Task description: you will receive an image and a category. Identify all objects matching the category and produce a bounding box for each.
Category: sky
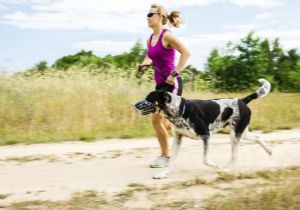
[0,0,299,73]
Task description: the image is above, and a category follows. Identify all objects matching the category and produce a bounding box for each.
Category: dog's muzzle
[133,99,156,115]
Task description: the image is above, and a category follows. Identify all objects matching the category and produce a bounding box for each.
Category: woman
[137,4,191,168]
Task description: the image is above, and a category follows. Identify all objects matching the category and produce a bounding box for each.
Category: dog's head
[145,91,182,117]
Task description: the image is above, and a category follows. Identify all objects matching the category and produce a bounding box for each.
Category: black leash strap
[154,67,167,80]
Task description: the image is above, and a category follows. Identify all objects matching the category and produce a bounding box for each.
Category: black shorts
[155,77,183,96]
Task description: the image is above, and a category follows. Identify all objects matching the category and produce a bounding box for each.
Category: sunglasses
[147,12,158,18]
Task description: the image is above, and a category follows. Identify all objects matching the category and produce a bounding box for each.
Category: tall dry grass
[0,68,299,145]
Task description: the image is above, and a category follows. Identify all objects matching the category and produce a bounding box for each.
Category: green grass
[0,69,299,145]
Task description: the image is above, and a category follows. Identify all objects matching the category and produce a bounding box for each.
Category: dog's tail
[241,78,271,104]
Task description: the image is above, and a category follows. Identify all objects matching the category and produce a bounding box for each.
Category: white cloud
[0,0,285,32]
[0,0,297,72]
[178,28,300,69]
[224,23,261,32]
[0,0,216,32]
[176,32,243,68]
[256,29,300,49]
[255,12,274,20]
[230,0,284,8]
[1,10,146,32]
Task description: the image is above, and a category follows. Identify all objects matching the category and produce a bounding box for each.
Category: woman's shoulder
[162,29,174,41]
[163,28,171,35]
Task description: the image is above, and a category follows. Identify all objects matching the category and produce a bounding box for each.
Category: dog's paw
[153,171,168,179]
[204,161,218,168]
[267,150,272,156]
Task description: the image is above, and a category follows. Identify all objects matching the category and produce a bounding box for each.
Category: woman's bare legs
[152,113,171,157]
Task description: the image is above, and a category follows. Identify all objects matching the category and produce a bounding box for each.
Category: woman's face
[147,8,162,28]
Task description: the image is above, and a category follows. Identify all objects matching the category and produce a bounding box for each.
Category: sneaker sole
[149,165,167,168]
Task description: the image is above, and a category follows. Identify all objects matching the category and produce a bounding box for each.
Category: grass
[0,69,299,145]
[9,190,108,210]
[161,177,209,190]
[205,185,300,210]
[3,166,300,210]
[0,155,56,163]
[0,194,11,200]
[204,166,300,210]
[5,167,300,210]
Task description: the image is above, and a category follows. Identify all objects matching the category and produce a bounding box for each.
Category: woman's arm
[140,55,152,66]
[136,38,153,78]
[165,32,191,72]
[164,32,191,84]
[140,38,153,66]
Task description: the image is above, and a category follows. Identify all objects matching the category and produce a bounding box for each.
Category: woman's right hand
[136,64,150,78]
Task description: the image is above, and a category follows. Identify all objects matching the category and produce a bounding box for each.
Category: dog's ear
[145,91,161,103]
[161,91,171,103]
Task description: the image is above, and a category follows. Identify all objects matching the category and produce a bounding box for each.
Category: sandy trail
[0,129,299,205]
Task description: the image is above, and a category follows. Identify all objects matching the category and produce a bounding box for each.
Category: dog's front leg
[224,129,240,168]
[153,132,182,179]
[202,135,218,168]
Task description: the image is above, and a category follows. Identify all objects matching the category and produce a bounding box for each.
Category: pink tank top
[147,29,176,84]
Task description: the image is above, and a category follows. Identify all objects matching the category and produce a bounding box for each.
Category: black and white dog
[137,78,272,179]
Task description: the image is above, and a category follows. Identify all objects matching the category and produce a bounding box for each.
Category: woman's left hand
[166,75,175,85]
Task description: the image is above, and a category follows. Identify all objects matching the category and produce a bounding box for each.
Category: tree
[276,49,300,91]
[205,32,300,92]
[35,60,48,71]
[52,50,101,69]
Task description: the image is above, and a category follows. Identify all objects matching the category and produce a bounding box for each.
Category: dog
[139,78,272,179]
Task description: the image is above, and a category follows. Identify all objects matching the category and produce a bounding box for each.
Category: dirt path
[0,129,299,206]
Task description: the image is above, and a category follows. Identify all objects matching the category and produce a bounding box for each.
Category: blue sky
[0,0,299,73]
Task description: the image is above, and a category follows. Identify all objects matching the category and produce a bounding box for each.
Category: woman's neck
[152,25,163,36]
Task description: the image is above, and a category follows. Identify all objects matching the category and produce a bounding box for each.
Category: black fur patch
[181,100,220,136]
[234,100,251,138]
[221,107,233,122]
[145,91,167,109]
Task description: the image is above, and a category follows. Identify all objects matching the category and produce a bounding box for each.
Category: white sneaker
[150,155,169,168]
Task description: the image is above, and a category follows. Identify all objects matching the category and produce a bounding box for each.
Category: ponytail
[168,11,182,28]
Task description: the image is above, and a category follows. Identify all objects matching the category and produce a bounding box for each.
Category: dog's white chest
[170,118,199,139]
[175,127,199,139]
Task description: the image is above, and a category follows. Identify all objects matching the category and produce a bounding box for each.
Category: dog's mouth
[133,99,157,115]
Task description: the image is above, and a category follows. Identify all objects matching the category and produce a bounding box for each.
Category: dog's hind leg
[202,135,218,168]
[153,131,183,179]
[242,127,272,155]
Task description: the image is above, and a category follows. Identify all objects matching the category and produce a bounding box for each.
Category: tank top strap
[149,33,154,47]
[158,28,169,43]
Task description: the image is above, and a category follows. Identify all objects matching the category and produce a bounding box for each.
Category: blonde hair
[151,4,182,28]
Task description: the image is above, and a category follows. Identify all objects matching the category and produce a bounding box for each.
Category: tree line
[33,32,300,92]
